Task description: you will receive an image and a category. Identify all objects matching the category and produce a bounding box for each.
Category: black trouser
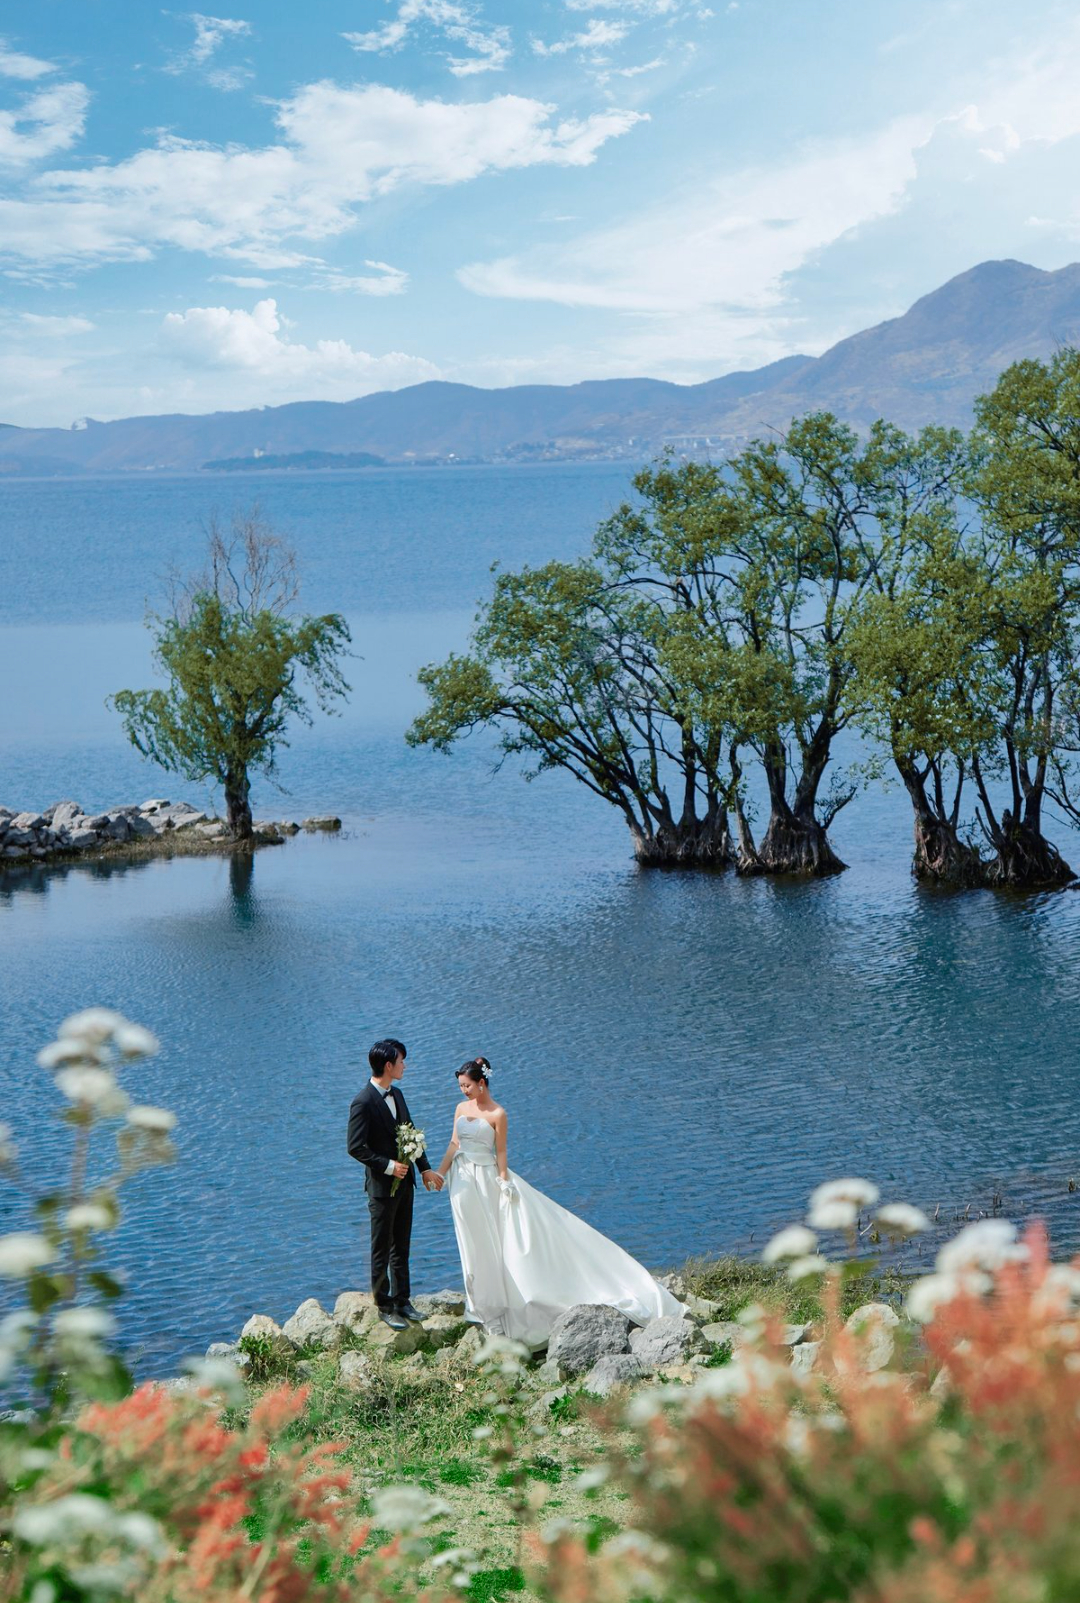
[368,1181,414,1310]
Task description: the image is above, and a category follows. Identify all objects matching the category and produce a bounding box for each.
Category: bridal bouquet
[390,1121,425,1195]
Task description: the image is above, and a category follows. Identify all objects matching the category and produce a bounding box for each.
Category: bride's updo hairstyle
[458,1056,492,1086]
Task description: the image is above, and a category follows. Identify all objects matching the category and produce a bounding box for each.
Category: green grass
[682,1253,912,1324]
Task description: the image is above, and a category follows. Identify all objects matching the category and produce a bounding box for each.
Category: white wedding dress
[447,1113,684,1349]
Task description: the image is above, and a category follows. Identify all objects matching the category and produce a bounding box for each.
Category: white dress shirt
[371,1078,400,1174]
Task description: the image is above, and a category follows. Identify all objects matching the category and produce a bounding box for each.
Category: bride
[433,1057,683,1348]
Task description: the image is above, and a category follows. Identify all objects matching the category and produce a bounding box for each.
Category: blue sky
[2,0,1080,425]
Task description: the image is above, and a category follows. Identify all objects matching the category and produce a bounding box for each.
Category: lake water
[2,463,1080,1376]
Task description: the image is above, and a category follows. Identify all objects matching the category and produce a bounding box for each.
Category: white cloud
[532,21,630,57]
[0,81,89,166]
[318,261,409,295]
[459,114,928,315]
[160,296,439,401]
[19,312,95,334]
[0,39,56,80]
[563,0,679,11]
[0,83,642,272]
[164,13,252,89]
[211,273,272,287]
[344,2,510,78]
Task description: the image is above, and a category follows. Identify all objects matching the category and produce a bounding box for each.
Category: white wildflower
[936,1219,1026,1275]
[55,1067,117,1106]
[21,1448,54,1472]
[53,1307,116,1341]
[37,1038,105,1071]
[475,1333,529,1373]
[807,1198,859,1231]
[58,1008,126,1045]
[906,1269,990,1324]
[182,1355,247,1403]
[809,1178,880,1212]
[787,1253,830,1281]
[470,1425,494,1440]
[13,1493,115,1546]
[113,1022,160,1058]
[875,1203,932,1238]
[65,1204,112,1234]
[625,1386,678,1426]
[370,1484,449,1533]
[68,1562,138,1591]
[762,1225,818,1264]
[694,1352,781,1404]
[0,1232,56,1278]
[126,1106,177,1134]
[575,1466,609,1491]
[0,1309,39,1346]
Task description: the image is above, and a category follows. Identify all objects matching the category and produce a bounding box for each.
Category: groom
[347,1037,443,1330]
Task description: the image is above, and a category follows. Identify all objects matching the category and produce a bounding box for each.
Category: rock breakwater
[0,798,342,867]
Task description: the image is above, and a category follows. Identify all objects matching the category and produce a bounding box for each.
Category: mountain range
[3,259,1080,475]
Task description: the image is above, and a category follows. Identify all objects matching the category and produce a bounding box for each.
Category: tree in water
[408,523,743,867]
[112,511,350,839]
[964,353,1080,886]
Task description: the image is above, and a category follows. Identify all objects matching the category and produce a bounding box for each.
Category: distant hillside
[203,449,385,472]
[3,260,1080,475]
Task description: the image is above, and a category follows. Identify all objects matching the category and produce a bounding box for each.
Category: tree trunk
[896,759,985,887]
[225,769,253,840]
[755,803,847,876]
[984,809,1074,887]
[629,806,733,867]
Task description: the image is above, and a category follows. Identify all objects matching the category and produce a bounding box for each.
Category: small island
[202,450,385,472]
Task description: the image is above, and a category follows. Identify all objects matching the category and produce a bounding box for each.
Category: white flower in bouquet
[391,1122,426,1195]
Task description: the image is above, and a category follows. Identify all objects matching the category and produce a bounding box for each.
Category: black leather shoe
[396,1302,425,1324]
[378,1310,408,1330]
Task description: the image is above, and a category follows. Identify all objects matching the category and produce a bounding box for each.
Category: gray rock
[141,799,171,812]
[12,812,44,830]
[422,1315,469,1350]
[106,816,132,841]
[196,822,227,839]
[844,1303,899,1372]
[68,827,99,848]
[338,1350,376,1390]
[657,1272,688,1300]
[5,828,34,847]
[282,1298,341,1351]
[790,1340,821,1377]
[367,1318,427,1356]
[127,813,156,839]
[582,1353,645,1397]
[50,802,82,830]
[302,815,342,831]
[536,1357,561,1384]
[205,1341,251,1373]
[414,1290,467,1318]
[240,1313,296,1356]
[548,1305,632,1378]
[332,1291,375,1331]
[699,1321,745,1349]
[84,814,111,831]
[682,1294,722,1325]
[455,1326,484,1361]
[629,1315,704,1369]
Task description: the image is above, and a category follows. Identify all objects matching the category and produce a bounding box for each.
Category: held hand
[390,1161,408,1180]
[423,1172,445,1192]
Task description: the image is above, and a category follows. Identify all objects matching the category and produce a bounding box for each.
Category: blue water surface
[2,463,1079,1375]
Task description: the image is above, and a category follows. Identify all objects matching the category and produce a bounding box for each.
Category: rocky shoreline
[187,1274,899,1402]
[0,798,342,868]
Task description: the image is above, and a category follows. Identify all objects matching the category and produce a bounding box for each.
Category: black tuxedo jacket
[347,1082,431,1198]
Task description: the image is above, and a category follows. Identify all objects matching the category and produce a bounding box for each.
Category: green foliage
[111,515,350,838]
[467,1566,525,1601]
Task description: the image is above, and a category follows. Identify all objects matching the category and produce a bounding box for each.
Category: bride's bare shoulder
[490,1103,507,1121]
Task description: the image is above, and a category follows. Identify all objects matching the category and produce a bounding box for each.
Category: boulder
[50,802,82,831]
[302,816,342,831]
[366,1318,427,1356]
[701,1322,746,1348]
[12,812,44,831]
[548,1305,632,1378]
[282,1298,341,1351]
[84,814,111,831]
[141,799,171,812]
[127,813,156,839]
[422,1315,469,1350]
[338,1350,377,1390]
[197,822,227,839]
[681,1294,721,1325]
[414,1290,467,1318]
[332,1291,375,1331]
[205,1341,251,1373]
[5,829,34,847]
[844,1303,899,1372]
[657,1272,688,1300]
[582,1353,645,1397]
[778,1324,811,1348]
[68,827,99,849]
[240,1313,295,1357]
[790,1340,821,1377]
[106,816,132,841]
[454,1326,484,1361]
[629,1316,705,1369]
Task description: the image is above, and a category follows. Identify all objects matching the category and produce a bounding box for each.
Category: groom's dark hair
[369,1038,406,1076]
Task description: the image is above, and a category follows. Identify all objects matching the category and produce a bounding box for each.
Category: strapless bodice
[456,1114,497,1166]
